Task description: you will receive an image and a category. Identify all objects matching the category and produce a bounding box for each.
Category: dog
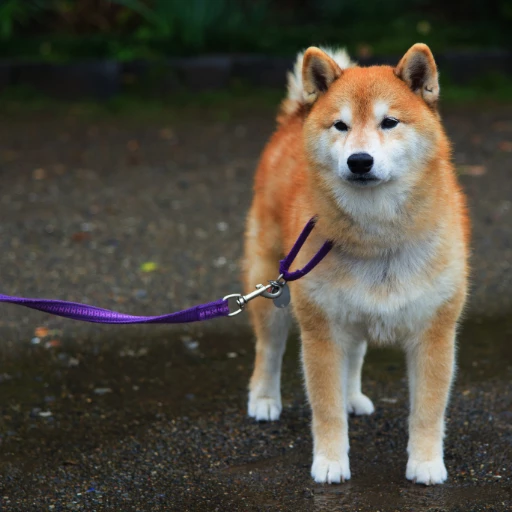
[243,43,469,485]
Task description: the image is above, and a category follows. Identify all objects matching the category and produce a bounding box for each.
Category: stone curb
[0,50,510,100]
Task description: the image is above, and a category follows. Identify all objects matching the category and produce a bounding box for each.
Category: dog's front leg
[405,302,460,485]
[296,298,350,484]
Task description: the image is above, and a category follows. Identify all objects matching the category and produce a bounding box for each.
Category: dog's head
[302,44,444,218]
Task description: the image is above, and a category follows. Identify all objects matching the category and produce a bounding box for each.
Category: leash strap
[0,217,332,324]
[0,294,230,324]
[279,218,333,282]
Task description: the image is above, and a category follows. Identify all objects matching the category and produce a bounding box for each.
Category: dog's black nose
[347,153,374,174]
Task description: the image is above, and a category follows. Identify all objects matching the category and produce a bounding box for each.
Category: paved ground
[0,100,511,511]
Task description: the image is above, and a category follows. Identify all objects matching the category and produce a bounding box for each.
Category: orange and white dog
[243,44,469,485]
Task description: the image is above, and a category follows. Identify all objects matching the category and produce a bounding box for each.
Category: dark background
[1,0,511,59]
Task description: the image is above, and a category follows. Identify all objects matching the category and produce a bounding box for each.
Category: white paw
[311,454,351,484]
[347,393,375,416]
[248,395,282,421]
[406,457,447,485]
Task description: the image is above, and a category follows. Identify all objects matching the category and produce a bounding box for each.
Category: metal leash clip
[224,274,289,317]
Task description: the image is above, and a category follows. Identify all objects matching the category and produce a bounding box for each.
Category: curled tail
[278,47,354,123]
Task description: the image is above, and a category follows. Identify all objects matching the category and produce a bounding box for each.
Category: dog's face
[303,44,443,215]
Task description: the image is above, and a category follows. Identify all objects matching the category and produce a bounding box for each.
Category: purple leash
[0,294,230,325]
[0,218,332,324]
[279,218,333,282]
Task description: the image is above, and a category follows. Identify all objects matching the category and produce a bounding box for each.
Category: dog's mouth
[346,175,382,187]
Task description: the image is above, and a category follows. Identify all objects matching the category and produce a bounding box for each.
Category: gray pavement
[0,101,511,511]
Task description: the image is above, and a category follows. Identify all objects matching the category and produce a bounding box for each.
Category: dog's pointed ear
[302,47,342,105]
[395,43,439,107]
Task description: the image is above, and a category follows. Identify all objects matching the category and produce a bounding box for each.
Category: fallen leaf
[498,141,512,152]
[53,164,66,175]
[62,460,79,466]
[492,121,512,132]
[35,327,49,338]
[127,153,141,166]
[45,340,61,348]
[140,261,158,273]
[159,127,175,140]
[127,139,139,152]
[1,150,18,161]
[71,232,91,242]
[33,168,46,180]
[458,165,487,176]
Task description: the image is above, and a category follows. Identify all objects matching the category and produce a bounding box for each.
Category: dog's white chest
[305,239,456,344]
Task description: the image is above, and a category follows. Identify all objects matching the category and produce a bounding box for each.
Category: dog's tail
[277,47,354,124]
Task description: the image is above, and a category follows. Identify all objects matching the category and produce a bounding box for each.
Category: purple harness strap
[279,218,333,282]
[0,217,332,324]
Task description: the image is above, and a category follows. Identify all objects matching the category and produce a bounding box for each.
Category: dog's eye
[333,121,348,132]
[381,117,399,129]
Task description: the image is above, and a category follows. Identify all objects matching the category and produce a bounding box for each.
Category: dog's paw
[248,395,282,421]
[347,393,375,416]
[311,454,351,484]
[406,457,447,485]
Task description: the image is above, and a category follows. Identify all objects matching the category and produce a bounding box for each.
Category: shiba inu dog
[243,44,469,485]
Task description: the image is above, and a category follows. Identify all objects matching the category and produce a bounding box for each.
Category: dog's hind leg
[244,209,291,422]
[346,341,374,415]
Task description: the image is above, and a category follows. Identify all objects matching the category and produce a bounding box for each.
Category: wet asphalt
[0,100,511,511]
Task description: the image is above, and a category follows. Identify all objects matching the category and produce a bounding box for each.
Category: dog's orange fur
[243,44,469,485]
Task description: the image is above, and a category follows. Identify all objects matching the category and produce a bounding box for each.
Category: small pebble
[68,357,80,367]
[94,388,112,396]
[213,256,227,268]
[181,337,199,351]
[134,289,147,299]
[30,407,42,418]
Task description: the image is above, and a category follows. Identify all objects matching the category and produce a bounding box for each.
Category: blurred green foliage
[0,0,509,60]
[0,0,49,40]
[111,0,268,49]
